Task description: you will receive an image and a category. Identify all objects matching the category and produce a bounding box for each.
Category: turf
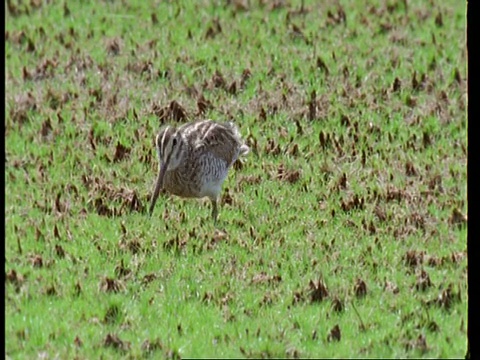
[5,0,467,358]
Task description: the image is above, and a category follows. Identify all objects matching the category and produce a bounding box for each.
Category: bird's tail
[239,144,250,156]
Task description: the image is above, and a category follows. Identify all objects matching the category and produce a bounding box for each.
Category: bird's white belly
[196,155,229,198]
[199,175,227,198]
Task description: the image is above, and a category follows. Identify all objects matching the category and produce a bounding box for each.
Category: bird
[149,119,250,224]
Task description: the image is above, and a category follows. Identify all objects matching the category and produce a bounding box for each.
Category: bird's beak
[149,162,168,216]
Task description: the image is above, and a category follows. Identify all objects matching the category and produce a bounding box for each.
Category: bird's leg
[211,197,219,226]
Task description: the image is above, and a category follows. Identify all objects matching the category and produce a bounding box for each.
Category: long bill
[149,162,168,216]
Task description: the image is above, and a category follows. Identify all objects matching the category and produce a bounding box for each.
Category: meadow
[5,0,467,358]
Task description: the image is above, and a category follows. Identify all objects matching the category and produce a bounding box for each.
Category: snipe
[149,119,249,224]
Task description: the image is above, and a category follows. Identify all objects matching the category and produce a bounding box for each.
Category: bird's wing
[187,120,241,166]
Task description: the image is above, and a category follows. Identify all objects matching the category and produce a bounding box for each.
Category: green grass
[6,0,467,358]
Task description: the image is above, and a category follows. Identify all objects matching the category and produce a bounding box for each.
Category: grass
[5,0,467,358]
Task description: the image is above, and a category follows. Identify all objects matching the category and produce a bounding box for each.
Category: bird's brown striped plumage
[149,119,249,224]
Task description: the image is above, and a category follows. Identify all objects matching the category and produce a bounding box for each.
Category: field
[5,0,468,358]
